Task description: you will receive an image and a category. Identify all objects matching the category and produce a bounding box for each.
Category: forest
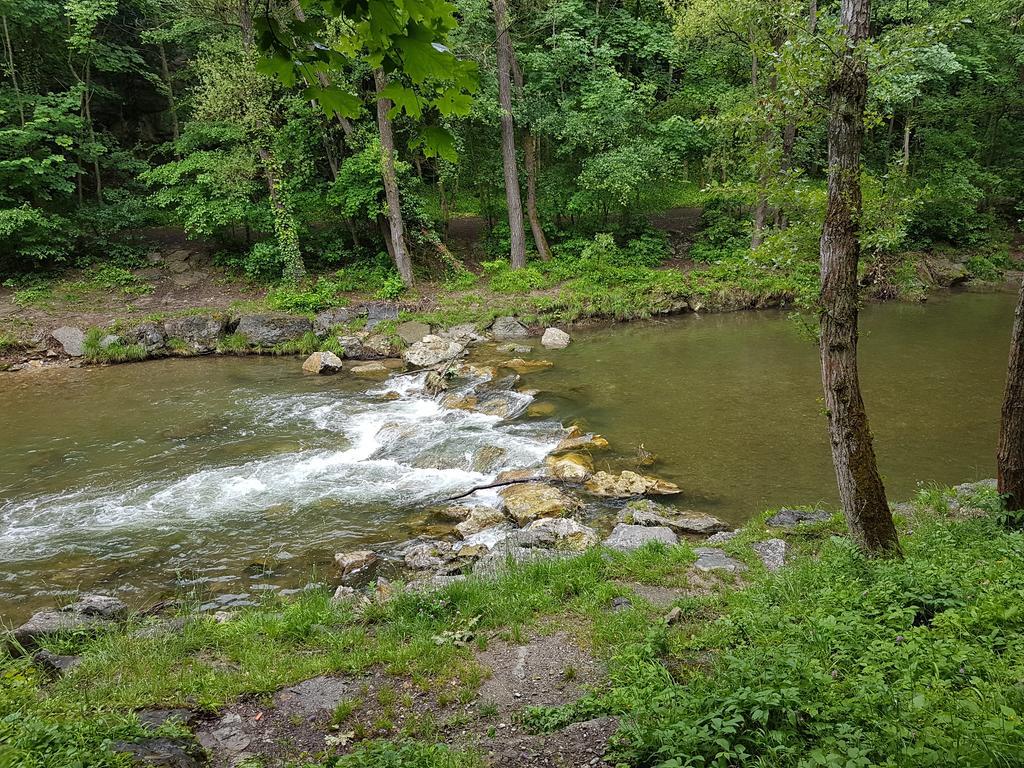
[1,0,1021,305]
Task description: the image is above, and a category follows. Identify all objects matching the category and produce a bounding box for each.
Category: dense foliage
[0,0,1019,292]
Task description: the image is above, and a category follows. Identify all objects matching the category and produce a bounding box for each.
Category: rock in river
[455,507,507,538]
[235,313,312,346]
[404,335,465,367]
[500,482,583,525]
[334,549,378,577]
[622,499,728,535]
[541,327,571,349]
[554,429,610,453]
[585,470,680,498]
[546,452,594,482]
[350,361,389,376]
[396,320,431,345]
[302,350,344,374]
[603,523,678,551]
[499,358,553,374]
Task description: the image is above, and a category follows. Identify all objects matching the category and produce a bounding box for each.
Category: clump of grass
[217,332,251,354]
[82,327,147,364]
[271,331,321,356]
[165,337,192,355]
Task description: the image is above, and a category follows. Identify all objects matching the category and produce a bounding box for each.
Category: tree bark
[158,42,179,145]
[492,0,527,269]
[374,68,414,286]
[523,132,552,260]
[999,280,1024,510]
[819,0,900,556]
[1,14,25,126]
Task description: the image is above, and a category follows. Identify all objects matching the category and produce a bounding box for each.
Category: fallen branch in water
[445,475,548,501]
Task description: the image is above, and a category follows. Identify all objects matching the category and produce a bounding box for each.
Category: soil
[184,631,616,768]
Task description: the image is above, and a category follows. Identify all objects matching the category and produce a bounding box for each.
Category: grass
[81,327,147,364]
[3,484,1019,767]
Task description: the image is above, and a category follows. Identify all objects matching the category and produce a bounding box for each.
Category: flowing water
[0,290,1015,623]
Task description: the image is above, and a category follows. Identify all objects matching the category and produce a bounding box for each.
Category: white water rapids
[0,367,564,612]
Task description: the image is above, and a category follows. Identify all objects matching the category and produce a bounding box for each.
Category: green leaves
[303,84,363,119]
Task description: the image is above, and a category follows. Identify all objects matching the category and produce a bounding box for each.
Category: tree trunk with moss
[819,0,900,556]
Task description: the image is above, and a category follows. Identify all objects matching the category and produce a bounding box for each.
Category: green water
[0,290,1014,623]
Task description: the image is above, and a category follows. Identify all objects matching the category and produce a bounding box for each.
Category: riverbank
[3,480,1020,768]
[0,229,1013,373]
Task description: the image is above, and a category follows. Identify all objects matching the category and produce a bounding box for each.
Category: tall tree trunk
[1,14,24,126]
[818,0,900,556]
[158,42,179,145]
[510,53,552,261]
[523,132,552,260]
[492,0,527,269]
[998,280,1024,510]
[374,68,414,286]
[902,115,911,172]
[83,63,103,204]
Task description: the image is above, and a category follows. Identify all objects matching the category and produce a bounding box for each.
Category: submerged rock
[302,350,343,374]
[766,508,832,527]
[585,470,680,498]
[334,550,378,577]
[554,430,610,453]
[623,499,728,535]
[541,327,571,349]
[496,342,533,354]
[14,594,128,648]
[603,523,678,551]
[235,313,312,346]
[350,361,389,376]
[50,326,85,357]
[490,316,530,339]
[404,335,465,367]
[500,357,554,374]
[164,314,228,354]
[500,483,583,525]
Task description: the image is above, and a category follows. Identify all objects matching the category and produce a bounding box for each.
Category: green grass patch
[82,327,148,364]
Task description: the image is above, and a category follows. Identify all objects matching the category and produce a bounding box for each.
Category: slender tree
[492,0,527,269]
[998,280,1024,510]
[374,68,414,286]
[818,0,901,555]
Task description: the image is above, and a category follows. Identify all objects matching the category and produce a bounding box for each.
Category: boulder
[692,547,747,574]
[500,358,553,374]
[404,540,455,570]
[435,505,474,522]
[235,313,312,346]
[164,314,228,353]
[546,453,593,482]
[603,523,678,552]
[585,470,681,498]
[334,550,379,577]
[490,316,530,339]
[541,327,571,349]
[919,256,970,288]
[130,322,166,353]
[363,333,399,358]
[500,482,582,525]
[50,326,85,357]
[554,432,610,453]
[455,507,507,538]
[302,351,344,374]
[458,524,514,551]
[335,335,367,359]
[753,539,787,572]
[13,594,128,648]
[396,321,431,345]
[440,324,487,344]
[350,362,389,376]
[520,518,598,551]
[706,530,740,545]
[365,303,399,329]
[623,499,728,535]
[331,585,359,604]
[766,508,832,528]
[33,649,82,677]
[404,335,465,367]
[313,307,356,336]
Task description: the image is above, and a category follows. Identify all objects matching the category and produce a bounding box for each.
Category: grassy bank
[2,482,1021,767]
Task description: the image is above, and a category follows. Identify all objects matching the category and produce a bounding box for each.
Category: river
[0,290,1014,623]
